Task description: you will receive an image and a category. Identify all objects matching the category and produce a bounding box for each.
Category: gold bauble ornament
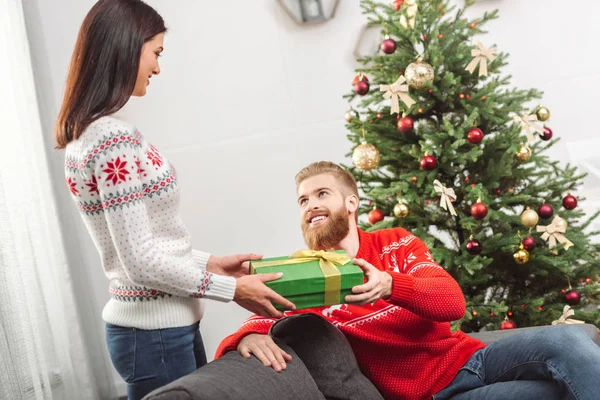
[405,59,435,90]
[513,244,530,264]
[555,216,568,230]
[352,141,380,171]
[535,106,551,122]
[345,109,358,123]
[516,143,532,162]
[520,207,539,228]
[393,201,410,218]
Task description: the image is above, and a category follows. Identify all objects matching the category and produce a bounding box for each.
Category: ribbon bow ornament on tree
[399,0,418,29]
[380,76,416,114]
[513,112,545,143]
[552,305,585,326]
[536,216,574,254]
[465,41,496,77]
[433,180,457,216]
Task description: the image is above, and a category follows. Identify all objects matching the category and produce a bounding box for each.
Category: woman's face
[132,33,164,97]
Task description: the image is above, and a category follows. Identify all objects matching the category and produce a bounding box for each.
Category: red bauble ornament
[522,236,536,251]
[368,207,385,224]
[354,81,369,96]
[467,127,484,144]
[393,0,404,11]
[381,38,397,54]
[470,202,488,220]
[565,289,581,305]
[397,116,414,133]
[420,155,437,170]
[500,318,517,330]
[466,239,482,255]
[563,194,578,210]
[538,203,554,219]
[540,126,553,141]
[352,74,369,85]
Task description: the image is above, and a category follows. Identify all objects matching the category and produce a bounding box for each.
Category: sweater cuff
[192,249,211,269]
[204,274,236,302]
[386,271,416,306]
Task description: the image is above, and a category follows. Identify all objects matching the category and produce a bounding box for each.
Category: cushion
[269,313,385,400]
[142,340,325,400]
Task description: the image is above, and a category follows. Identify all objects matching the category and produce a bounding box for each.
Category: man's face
[297,174,352,250]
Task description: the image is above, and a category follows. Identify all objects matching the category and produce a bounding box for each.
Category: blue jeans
[105,322,207,400]
[433,325,600,400]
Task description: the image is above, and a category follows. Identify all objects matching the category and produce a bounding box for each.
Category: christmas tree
[344,0,600,332]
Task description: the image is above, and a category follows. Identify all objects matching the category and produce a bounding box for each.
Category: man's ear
[346,194,359,214]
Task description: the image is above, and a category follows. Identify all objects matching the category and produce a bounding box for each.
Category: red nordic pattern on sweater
[76,169,177,215]
[146,144,163,167]
[215,228,485,400]
[66,177,78,196]
[65,132,141,172]
[102,156,130,185]
[85,175,99,195]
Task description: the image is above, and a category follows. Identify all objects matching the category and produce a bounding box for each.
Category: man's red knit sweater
[216,228,485,400]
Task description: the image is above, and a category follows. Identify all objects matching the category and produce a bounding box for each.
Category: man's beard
[301,206,350,250]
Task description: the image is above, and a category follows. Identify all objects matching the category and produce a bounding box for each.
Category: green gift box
[249,250,365,311]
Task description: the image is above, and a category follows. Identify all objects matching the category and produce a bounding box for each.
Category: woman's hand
[234,273,295,318]
[207,254,262,278]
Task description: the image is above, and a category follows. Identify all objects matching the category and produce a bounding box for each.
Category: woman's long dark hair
[54,0,166,149]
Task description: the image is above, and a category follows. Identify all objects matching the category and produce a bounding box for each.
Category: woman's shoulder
[67,115,143,166]
[84,115,138,140]
[82,115,142,147]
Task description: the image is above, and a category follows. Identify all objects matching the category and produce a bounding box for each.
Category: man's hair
[295,161,359,198]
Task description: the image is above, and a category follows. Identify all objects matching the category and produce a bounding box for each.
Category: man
[216,161,600,400]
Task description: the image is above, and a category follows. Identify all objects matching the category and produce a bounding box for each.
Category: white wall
[22,0,600,397]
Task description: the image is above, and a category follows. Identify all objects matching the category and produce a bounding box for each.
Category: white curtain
[0,0,115,398]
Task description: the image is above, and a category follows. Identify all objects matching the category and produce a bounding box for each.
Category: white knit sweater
[64,116,235,329]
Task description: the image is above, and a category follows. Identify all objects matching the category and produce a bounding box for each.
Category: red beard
[302,206,350,250]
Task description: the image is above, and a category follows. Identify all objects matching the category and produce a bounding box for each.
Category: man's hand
[238,334,292,372]
[234,274,296,318]
[345,258,392,305]
[207,254,262,278]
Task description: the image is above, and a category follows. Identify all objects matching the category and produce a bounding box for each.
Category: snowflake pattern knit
[216,228,485,400]
[65,116,236,329]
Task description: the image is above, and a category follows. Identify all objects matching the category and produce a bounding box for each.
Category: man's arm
[347,232,465,322]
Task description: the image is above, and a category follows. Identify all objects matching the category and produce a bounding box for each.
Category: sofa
[143,315,600,400]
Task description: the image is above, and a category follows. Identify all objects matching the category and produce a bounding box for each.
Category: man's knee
[544,325,589,345]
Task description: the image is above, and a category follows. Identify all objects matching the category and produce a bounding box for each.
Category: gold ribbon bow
[536,216,574,254]
[552,305,585,325]
[251,250,351,306]
[513,112,545,143]
[380,76,416,114]
[399,0,418,29]
[433,179,457,216]
[465,41,497,77]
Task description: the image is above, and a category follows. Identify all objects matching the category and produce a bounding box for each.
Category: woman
[54,0,294,398]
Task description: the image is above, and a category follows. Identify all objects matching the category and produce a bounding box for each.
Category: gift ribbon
[536,216,574,254]
[465,41,496,77]
[399,0,418,29]
[380,76,416,114]
[552,305,585,325]
[513,112,545,143]
[250,250,351,306]
[433,179,457,216]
